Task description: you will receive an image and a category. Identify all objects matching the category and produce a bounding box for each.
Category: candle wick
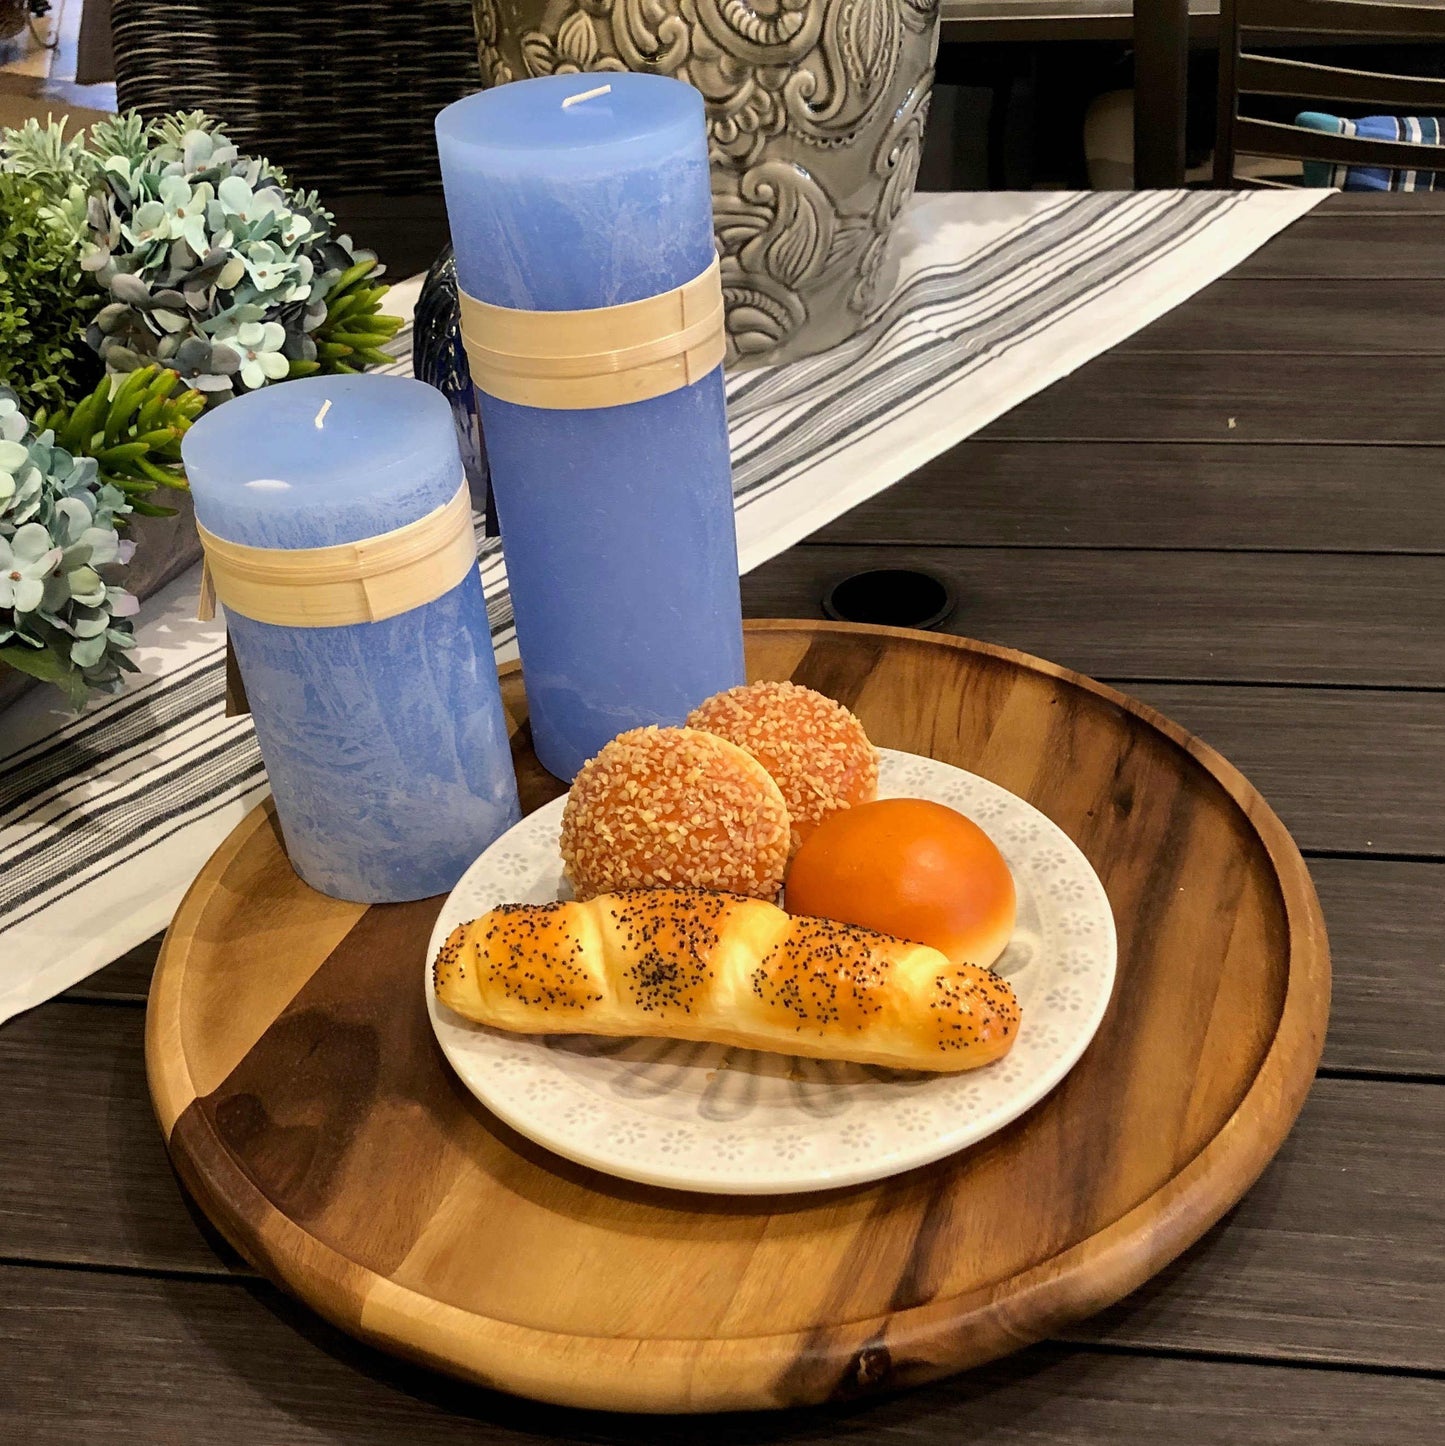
[314,399,333,428]
[562,84,612,109]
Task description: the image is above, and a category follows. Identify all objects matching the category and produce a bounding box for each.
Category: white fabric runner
[0,188,1325,1024]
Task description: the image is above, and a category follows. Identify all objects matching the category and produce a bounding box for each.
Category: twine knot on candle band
[196,481,476,627]
[458,254,725,410]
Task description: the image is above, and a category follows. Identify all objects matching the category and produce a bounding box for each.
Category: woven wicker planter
[111,0,481,192]
[471,0,940,368]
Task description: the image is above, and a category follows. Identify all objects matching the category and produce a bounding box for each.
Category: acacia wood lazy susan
[147,621,1330,1412]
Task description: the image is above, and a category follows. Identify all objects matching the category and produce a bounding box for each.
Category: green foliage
[1,109,403,420]
[0,174,104,414]
[89,110,162,173]
[32,365,200,519]
[0,114,95,245]
[0,110,403,704]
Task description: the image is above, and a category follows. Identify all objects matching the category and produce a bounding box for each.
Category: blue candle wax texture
[436,73,745,780]
[182,374,520,904]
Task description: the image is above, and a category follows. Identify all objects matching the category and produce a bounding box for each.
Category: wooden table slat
[1124,684,1445,859]
[4,1263,1439,1446]
[807,442,1445,553]
[978,355,1445,445]
[1306,191,1445,215]
[1309,860,1445,1078]
[743,548,1445,687]
[1117,279,1445,356]
[1232,214,1445,279]
[0,1000,242,1277]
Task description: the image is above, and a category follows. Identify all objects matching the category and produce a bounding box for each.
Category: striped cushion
[1295,112,1444,192]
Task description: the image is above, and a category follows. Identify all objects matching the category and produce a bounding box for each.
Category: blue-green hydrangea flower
[0,524,62,614]
[213,319,290,390]
[0,387,138,704]
[0,430,45,526]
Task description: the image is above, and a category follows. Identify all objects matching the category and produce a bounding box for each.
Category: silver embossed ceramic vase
[470,0,939,367]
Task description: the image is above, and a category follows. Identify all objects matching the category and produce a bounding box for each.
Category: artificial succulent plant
[0,111,402,409]
[32,364,201,518]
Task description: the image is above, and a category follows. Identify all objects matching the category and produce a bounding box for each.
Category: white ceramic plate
[427,749,1117,1194]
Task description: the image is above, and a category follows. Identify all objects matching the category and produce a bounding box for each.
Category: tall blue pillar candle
[435,73,745,781]
[182,374,521,903]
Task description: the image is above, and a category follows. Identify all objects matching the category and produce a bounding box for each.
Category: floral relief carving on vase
[475,0,517,85]
[852,71,930,316]
[475,0,940,365]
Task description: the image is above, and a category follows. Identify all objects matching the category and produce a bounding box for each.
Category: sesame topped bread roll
[434,887,1020,1072]
[559,726,791,901]
[687,681,878,849]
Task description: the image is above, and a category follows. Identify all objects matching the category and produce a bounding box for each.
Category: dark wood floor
[1,192,1442,1441]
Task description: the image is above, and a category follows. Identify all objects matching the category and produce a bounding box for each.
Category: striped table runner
[0,187,1325,1024]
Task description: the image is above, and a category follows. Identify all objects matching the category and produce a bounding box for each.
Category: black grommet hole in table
[821,568,956,631]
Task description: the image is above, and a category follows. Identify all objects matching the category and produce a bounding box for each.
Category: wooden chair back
[1216,0,1445,184]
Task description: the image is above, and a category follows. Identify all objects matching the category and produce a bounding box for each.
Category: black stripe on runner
[0,654,226,821]
[1,700,235,855]
[0,725,260,916]
[1,757,267,934]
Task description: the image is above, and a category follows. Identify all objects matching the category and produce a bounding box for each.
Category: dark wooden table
[3,190,1442,1441]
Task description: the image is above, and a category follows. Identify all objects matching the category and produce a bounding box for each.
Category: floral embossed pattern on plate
[427,750,1117,1194]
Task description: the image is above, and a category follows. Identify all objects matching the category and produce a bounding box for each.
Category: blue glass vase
[412,244,492,528]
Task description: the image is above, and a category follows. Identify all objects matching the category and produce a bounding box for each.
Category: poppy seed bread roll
[434,887,1020,1072]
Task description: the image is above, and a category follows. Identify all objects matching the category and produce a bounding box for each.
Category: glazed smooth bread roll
[434,887,1019,1072]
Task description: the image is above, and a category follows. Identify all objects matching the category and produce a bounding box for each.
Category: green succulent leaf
[40,366,195,509]
[126,497,178,518]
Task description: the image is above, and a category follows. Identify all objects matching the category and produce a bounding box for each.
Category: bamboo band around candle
[458,255,725,410]
[196,481,476,627]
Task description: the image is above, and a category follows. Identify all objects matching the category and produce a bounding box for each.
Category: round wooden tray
[146,621,1329,1413]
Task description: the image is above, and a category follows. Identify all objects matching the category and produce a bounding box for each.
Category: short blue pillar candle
[435,73,745,781]
[182,374,521,903]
